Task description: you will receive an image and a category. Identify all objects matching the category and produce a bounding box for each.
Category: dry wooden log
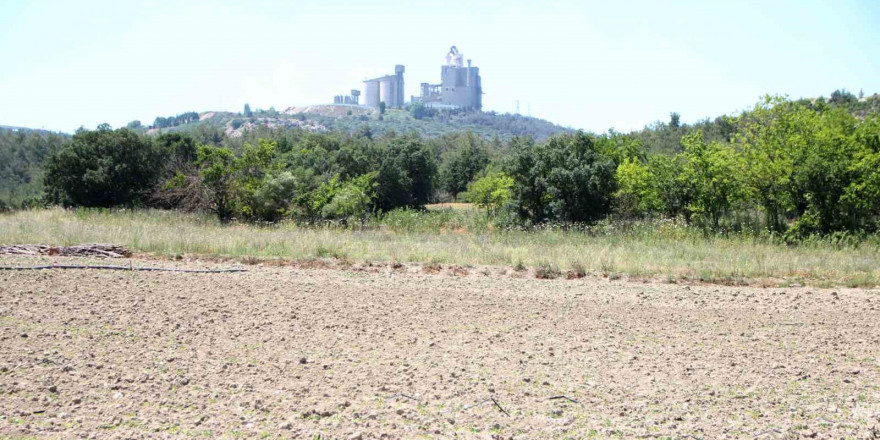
[0,244,131,258]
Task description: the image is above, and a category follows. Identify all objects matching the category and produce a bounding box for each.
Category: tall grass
[1,207,878,287]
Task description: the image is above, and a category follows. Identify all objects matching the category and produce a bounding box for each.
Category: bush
[374,136,437,211]
[319,172,377,220]
[506,132,617,223]
[44,124,164,207]
[439,133,489,197]
[465,172,513,216]
[251,172,300,221]
[534,261,561,279]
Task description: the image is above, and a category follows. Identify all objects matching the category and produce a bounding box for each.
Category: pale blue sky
[1,0,878,133]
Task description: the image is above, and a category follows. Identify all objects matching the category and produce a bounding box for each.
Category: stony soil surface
[1,256,879,439]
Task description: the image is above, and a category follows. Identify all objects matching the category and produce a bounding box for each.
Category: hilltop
[146,105,573,141]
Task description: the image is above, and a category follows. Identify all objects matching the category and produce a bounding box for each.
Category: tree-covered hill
[147,105,573,142]
[0,127,68,208]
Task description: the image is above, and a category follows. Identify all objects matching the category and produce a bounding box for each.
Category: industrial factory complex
[333,46,483,111]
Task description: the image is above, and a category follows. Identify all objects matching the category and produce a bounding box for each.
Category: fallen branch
[491,397,510,417]
[0,264,245,273]
[548,395,579,404]
[386,393,421,402]
[0,244,132,258]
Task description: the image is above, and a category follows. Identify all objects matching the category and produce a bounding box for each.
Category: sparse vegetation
[534,261,562,279]
[1,208,877,287]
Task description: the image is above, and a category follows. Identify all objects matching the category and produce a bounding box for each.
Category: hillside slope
[0,127,67,207]
[153,105,573,141]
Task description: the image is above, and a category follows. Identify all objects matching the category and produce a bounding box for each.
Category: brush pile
[0,244,132,258]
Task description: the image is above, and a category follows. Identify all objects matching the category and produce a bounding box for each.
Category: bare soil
[1,256,879,439]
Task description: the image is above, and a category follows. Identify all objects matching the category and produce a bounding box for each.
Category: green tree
[155,133,197,169]
[669,112,681,129]
[44,125,163,207]
[250,171,302,221]
[680,131,744,229]
[320,172,378,220]
[646,154,690,220]
[465,172,514,216]
[379,101,386,115]
[243,103,253,117]
[614,157,659,217]
[440,133,490,198]
[506,132,617,223]
[787,107,876,235]
[234,139,278,219]
[829,89,857,106]
[595,130,646,166]
[374,136,437,211]
[195,145,236,220]
[735,96,801,231]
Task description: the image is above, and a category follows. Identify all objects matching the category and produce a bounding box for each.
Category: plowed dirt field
[1,256,879,439]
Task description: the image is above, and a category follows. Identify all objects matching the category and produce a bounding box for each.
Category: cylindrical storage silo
[365,81,380,108]
[380,80,393,107]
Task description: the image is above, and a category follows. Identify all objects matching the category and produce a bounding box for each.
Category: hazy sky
[1,0,878,133]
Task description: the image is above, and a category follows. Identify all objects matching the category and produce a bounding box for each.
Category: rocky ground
[1,256,879,439]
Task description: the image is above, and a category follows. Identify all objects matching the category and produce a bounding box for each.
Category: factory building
[333,90,361,105]
[414,46,482,110]
[331,46,482,111]
[363,65,405,109]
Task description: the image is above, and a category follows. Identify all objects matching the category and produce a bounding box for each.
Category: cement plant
[333,46,483,111]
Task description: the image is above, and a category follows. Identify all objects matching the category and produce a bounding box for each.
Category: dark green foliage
[153,112,198,129]
[439,132,490,197]
[195,145,237,220]
[506,132,617,223]
[669,112,681,129]
[0,128,67,207]
[243,103,253,118]
[44,125,164,207]
[829,89,857,106]
[375,135,437,211]
[155,132,197,166]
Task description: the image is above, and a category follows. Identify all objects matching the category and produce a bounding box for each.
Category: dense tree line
[43,127,438,223]
[609,97,879,238]
[153,112,199,129]
[8,92,878,239]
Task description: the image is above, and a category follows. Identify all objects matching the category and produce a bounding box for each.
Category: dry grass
[1,208,878,287]
[425,202,476,211]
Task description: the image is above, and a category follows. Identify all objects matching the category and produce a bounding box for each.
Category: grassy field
[1,207,878,287]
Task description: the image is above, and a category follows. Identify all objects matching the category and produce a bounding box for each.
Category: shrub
[439,134,489,197]
[534,261,561,279]
[44,124,164,207]
[506,132,617,223]
[320,172,378,220]
[569,260,587,278]
[465,172,514,216]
